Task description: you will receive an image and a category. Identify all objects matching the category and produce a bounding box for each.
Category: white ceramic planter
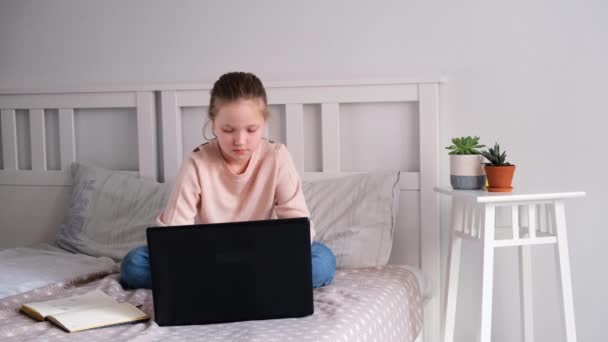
[450,154,486,190]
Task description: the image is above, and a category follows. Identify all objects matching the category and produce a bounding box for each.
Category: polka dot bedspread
[0,265,422,341]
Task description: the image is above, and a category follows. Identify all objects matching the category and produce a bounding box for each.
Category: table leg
[553,200,577,342]
[480,205,495,342]
[443,235,462,342]
[519,245,534,342]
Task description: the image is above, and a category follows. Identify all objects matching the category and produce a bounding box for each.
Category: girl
[120,72,336,289]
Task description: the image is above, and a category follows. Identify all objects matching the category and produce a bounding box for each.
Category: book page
[21,290,118,319]
[47,302,149,333]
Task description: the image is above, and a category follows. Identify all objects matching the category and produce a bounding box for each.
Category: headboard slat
[285,104,305,173]
[321,103,340,172]
[58,109,76,170]
[161,90,181,181]
[1,109,18,170]
[136,91,157,180]
[29,109,46,171]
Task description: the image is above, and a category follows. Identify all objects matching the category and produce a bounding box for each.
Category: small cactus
[481,143,511,166]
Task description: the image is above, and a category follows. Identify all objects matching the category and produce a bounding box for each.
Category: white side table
[435,187,585,342]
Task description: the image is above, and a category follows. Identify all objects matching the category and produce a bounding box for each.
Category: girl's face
[211,98,266,166]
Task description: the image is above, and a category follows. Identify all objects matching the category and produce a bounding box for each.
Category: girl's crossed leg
[120,241,336,289]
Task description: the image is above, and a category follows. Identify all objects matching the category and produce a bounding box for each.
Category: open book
[20,289,149,333]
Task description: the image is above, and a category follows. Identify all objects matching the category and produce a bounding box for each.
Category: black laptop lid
[146,217,313,326]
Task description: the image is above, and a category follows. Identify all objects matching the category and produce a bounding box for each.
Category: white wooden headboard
[0,79,442,341]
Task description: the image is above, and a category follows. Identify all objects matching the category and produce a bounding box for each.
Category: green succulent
[445,136,485,155]
[481,143,511,166]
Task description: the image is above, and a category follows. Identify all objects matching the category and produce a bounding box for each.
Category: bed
[0,78,442,341]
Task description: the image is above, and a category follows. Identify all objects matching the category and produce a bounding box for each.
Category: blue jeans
[120,241,336,289]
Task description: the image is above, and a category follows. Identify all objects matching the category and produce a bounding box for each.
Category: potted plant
[445,136,486,190]
[480,143,516,192]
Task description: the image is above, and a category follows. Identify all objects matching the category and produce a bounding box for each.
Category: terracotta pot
[484,165,516,192]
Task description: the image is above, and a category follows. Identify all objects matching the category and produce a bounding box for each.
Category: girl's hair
[208,72,269,121]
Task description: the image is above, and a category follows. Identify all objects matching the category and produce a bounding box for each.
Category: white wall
[1,0,606,341]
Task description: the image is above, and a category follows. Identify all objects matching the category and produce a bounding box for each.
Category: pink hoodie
[157,139,315,240]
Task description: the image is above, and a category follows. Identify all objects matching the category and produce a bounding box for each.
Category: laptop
[146,217,314,326]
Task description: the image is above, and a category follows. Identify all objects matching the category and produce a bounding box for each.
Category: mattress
[0,244,116,299]
[0,247,423,342]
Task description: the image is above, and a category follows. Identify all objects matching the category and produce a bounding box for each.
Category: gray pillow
[55,163,171,260]
[303,172,400,268]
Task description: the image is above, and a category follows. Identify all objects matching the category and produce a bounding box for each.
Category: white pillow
[55,163,171,260]
[56,163,400,268]
[303,172,400,268]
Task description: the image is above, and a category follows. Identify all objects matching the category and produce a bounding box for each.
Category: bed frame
[0,78,442,342]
